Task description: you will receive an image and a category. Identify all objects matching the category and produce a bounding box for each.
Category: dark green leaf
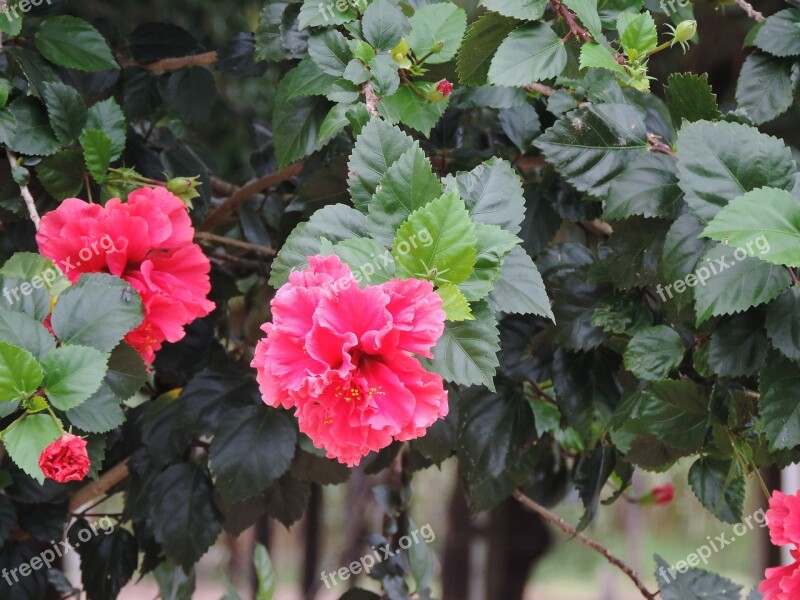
[623,325,685,381]
[80,129,113,183]
[766,287,800,360]
[753,8,800,58]
[736,53,794,125]
[36,150,85,200]
[35,16,119,72]
[7,97,61,156]
[655,555,742,600]
[487,246,553,319]
[376,83,446,136]
[664,72,721,127]
[604,153,683,220]
[309,29,353,76]
[42,82,87,146]
[488,23,567,86]
[688,457,745,524]
[71,520,138,600]
[0,309,56,361]
[165,67,216,126]
[759,352,800,450]
[708,313,768,377]
[456,12,520,86]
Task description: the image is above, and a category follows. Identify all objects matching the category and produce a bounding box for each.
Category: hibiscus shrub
[1,0,800,598]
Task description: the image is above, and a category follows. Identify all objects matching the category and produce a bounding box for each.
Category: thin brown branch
[69,459,130,513]
[363,80,380,116]
[733,0,764,21]
[524,82,557,97]
[513,490,658,599]
[195,231,275,256]
[119,51,218,72]
[550,0,592,42]
[6,151,41,230]
[647,133,675,157]
[198,162,304,232]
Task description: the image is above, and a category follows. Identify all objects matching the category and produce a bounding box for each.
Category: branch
[120,51,219,72]
[194,231,276,256]
[198,162,304,232]
[363,80,380,116]
[524,82,557,97]
[647,133,675,157]
[513,490,658,600]
[69,459,130,513]
[6,151,41,230]
[550,0,592,42]
[733,0,764,21]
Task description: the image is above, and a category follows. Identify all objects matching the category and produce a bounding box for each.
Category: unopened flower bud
[427,79,452,102]
[673,20,697,44]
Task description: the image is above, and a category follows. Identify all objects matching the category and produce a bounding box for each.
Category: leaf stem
[5,150,41,230]
[513,490,657,599]
[550,0,591,43]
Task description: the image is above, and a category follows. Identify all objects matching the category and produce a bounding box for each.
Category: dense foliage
[0,0,799,597]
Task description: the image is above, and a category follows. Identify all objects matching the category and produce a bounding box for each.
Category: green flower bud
[390,39,412,69]
[429,40,444,54]
[672,20,697,44]
[166,176,201,208]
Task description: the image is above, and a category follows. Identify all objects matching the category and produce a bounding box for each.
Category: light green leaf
[0,341,43,402]
[366,144,443,246]
[376,82,446,136]
[488,23,567,86]
[456,12,520,86]
[254,544,276,600]
[623,325,685,381]
[407,3,467,65]
[563,0,603,40]
[675,120,796,223]
[35,16,119,72]
[80,129,113,183]
[487,245,553,319]
[579,42,627,75]
[333,237,395,285]
[41,345,109,411]
[436,284,474,321]
[458,223,520,301]
[393,190,477,286]
[298,0,357,28]
[3,414,62,483]
[423,301,500,390]
[619,12,657,58]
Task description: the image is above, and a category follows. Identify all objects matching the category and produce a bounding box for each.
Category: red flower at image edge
[760,490,800,599]
[36,187,215,364]
[652,484,675,506]
[39,433,90,483]
[251,255,448,466]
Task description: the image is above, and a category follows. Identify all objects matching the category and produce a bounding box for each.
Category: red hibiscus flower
[760,490,800,599]
[39,433,90,483]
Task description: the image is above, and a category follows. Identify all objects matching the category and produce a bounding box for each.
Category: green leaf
[376,82,447,136]
[149,463,222,571]
[564,0,603,39]
[623,325,685,381]
[602,216,669,291]
[333,237,395,285]
[0,7,22,37]
[604,153,683,220]
[255,0,309,62]
[70,520,138,600]
[0,253,62,321]
[210,405,297,503]
[0,309,56,361]
[254,544,276,600]
[2,414,62,483]
[423,301,500,390]
[269,204,367,287]
[286,57,340,98]
[51,273,144,352]
[41,345,109,411]
[437,284,474,321]
[759,352,800,451]
[0,341,43,402]
[42,82,87,146]
[664,72,721,126]
[753,8,800,58]
[362,0,404,51]
[368,53,400,96]
[655,555,743,600]
[688,458,745,524]
[273,68,333,167]
[35,16,119,72]
[393,190,477,286]
[766,287,800,361]
[703,188,800,267]
[444,157,526,234]
[579,42,627,75]
[736,53,794,126]
[407,3,467,65]
[366,144,443,246]
[480,0,546,20]
[319,103,350,142]
[488,23,568,87]
[693,244,791,324]
[659,214,714,309]
[298,0,357,28]
[675,120,796,223]
[459,223,520,301]
[498,104,541,152]
[86,98,127,160]
[487,246,553,319]
[619,12,657,57]
[456,12,520,86]
[708,313,768,377]
[7,97,61,156]
[0,108,15,148]
[36,151,85,200]
[535,103,649,196]
[80,129,113,183]
[64,384,124,434]
[309,29,353,76]
[348,118,415,212]
[575,445,615,530]
[263,474,311,526]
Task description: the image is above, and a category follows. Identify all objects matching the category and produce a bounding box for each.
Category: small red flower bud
[436,79,453,97]
[652,483,675,506]
[39,433,90,483]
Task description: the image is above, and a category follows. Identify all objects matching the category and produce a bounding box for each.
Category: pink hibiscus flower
[36,187,215,363]
[251,255,448,466]
[761,491,800,599]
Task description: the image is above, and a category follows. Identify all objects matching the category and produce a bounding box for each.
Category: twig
[69,459,130,513]
[120,51,219,72]
[363,80,380,116]
[787,266,799,286]
[6,150,41,230]
[524,82,557,97]
[733,0,764,21]
[513,490,658,599]
[198,162,304,232]
[550,0,591,42]
[194,231,275,256]
[647,133,675,157]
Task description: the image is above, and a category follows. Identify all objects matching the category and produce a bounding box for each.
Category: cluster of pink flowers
[251,255,448,466]
[761,491,800,599]
[36,187,215,363]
